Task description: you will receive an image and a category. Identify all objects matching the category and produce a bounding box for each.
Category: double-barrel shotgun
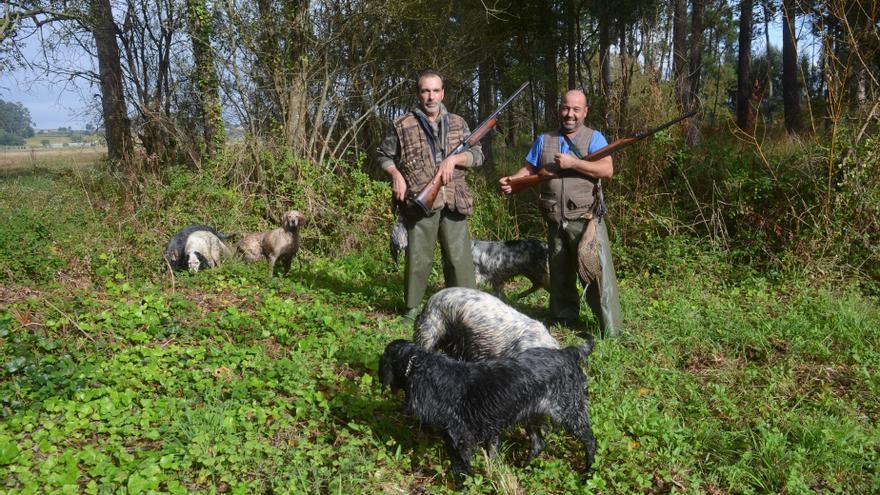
[505,109,698,194]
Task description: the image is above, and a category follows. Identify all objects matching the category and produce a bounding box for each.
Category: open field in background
[24,132,103,147]
[0,162,878,494]
[0,147,108,176]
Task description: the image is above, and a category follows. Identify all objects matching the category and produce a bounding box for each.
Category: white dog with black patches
[185,230,232,273]
[471,239,550,299]
[163,224,234,273]
[414,287,560,361]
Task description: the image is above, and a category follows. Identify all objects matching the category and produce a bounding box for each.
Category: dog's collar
[404,355,418,377]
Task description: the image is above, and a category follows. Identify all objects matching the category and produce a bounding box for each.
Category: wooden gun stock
[413,117,498,212]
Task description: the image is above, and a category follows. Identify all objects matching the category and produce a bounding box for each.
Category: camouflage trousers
[547,217,623,336]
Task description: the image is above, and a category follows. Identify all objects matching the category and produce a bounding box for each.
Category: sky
[1,38,97,132]
[0,69,94,130]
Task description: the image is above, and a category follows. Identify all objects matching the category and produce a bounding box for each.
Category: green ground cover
[0,164,878,494]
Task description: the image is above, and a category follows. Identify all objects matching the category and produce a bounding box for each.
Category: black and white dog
[414,287,559,360]
[163,224,234,272]
[379,337,597,488]
[471,240,550,299]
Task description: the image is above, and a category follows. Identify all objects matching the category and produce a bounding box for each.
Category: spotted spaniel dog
[163,224,233,272]
[414,287,559,361]
[471,240,550,299]
[379,337,597,488]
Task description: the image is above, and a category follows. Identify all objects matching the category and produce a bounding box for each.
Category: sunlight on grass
[0,166,877,494]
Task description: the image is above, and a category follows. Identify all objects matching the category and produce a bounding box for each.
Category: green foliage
[0,208,64,284]
[1,140,879,493]
[0,99,34,144]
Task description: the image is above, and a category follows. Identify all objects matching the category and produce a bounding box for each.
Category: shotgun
[506,109,698,194]
[413,81,530,214]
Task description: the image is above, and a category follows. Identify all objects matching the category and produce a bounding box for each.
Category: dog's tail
[565,333,596,362]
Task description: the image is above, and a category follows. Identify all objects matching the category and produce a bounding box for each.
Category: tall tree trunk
[90,0,132,164]
[598,18,612,128]
[566,0,577,89]
[254,0,280,129]
[187,0,225,159]
[658,6,672,79]
[541,7,559,129]
[686,0,704,144]
[762,0,773,121]
[478,61,494,167]
[672,0,688,114]
[618,22,630,131]
[736,0,754,130]
[782,0,800,131]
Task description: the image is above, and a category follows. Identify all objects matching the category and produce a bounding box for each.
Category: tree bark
[763,0,773,121]
[672,0,688,113]
[782,0,800,131]
[186,0,225,159]
[686,0,704,144]
[736,0,754,130]
[566,0,577,90]
[541,8,559,129]
[618,22,630,131]
[478,61,494,167]
[598,18,612,127]
[90,0,132,164]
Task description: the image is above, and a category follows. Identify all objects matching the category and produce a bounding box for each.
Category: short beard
[561,121,581,133]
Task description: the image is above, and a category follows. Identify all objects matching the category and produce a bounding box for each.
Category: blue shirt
[525,130,608,168]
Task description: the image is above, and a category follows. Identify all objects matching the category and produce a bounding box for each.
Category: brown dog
[236,210,305,275]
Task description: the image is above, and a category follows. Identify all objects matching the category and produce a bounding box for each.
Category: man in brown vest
[377,69,483,319]
[499,90,622,336]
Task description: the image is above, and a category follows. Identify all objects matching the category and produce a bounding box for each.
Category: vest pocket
[567,189,594,209]
[454,185,473,214]
[539,192,558,214]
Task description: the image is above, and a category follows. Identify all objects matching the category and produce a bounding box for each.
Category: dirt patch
[684,350,744,374]
[0,285,44,306]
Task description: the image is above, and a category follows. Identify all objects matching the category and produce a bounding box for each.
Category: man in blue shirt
[500,90,622,336]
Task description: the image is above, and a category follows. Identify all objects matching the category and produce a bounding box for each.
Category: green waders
[404,208,477,311]
[548,217,623,336]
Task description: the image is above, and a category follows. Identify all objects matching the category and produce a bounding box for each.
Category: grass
[0,147,108,176]
[0,164,878,494]
[24,131,103,147]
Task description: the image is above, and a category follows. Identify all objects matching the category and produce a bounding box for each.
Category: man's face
[417,75,444,117]
[559,93,588,133]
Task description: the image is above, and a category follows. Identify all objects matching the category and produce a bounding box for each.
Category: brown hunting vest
[538,126,600,223]
[393,111,473,215]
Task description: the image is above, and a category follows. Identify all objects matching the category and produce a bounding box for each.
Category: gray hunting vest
[393,111,473,215]
[538,126,599,223]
